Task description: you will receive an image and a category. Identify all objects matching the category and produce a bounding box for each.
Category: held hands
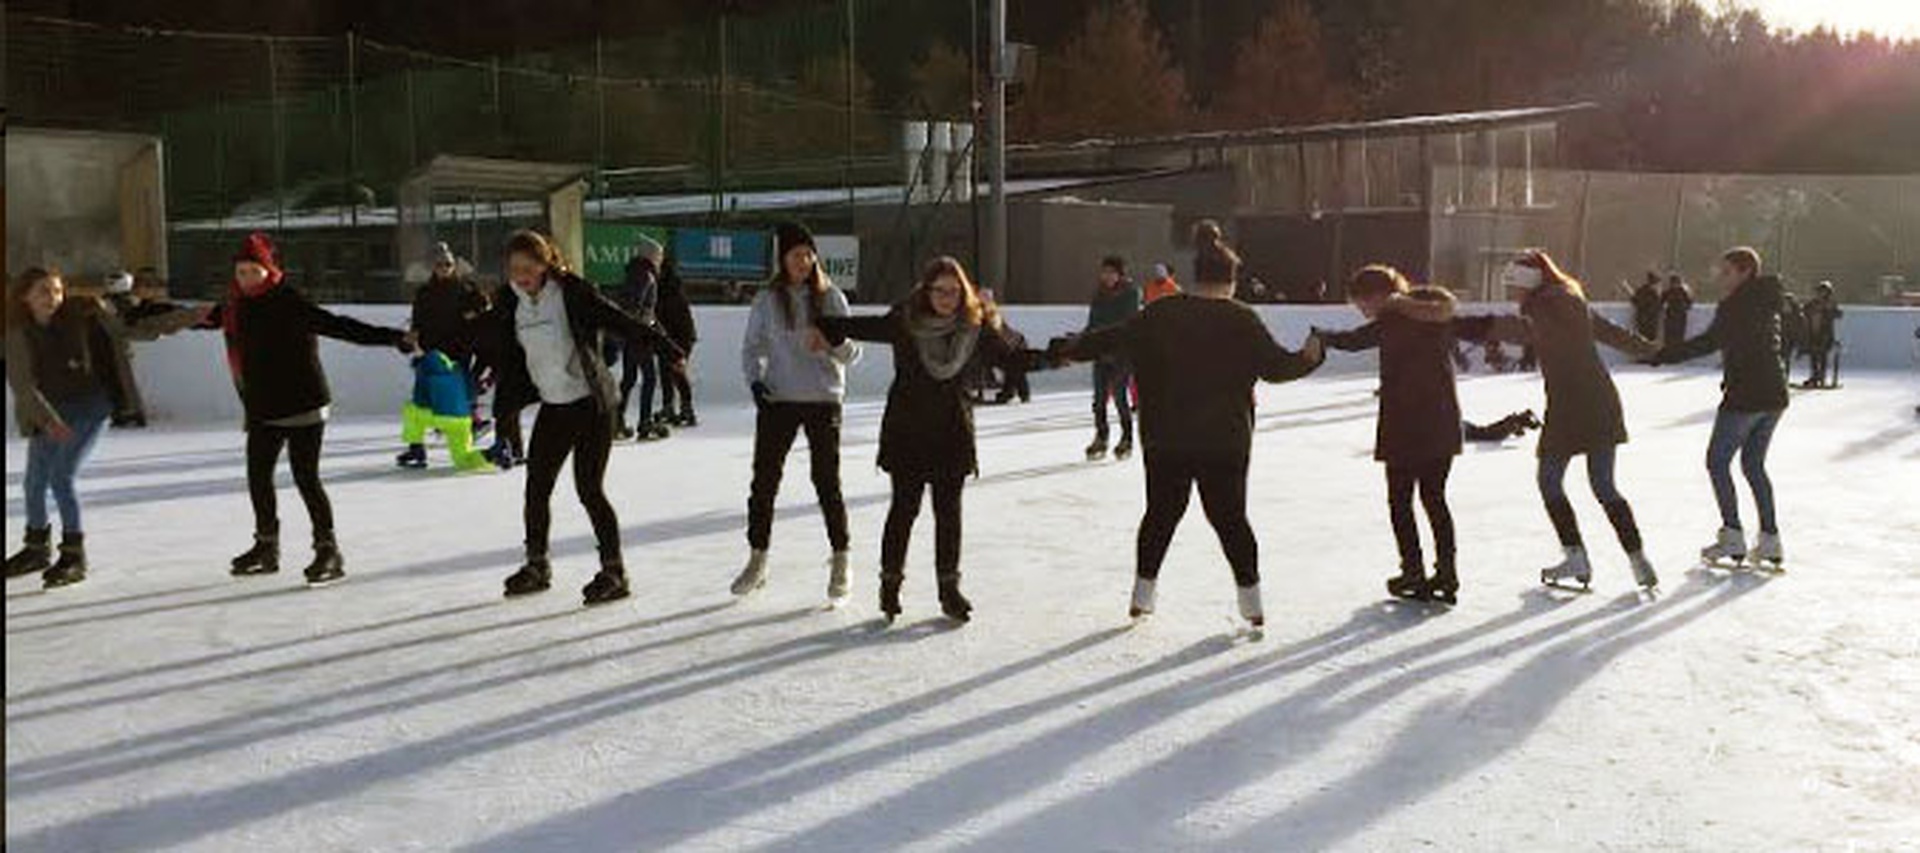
[750,381,773,411]
[1301,332,1326,364]
[397,331,421,355]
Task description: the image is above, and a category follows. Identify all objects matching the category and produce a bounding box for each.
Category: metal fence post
[268,36,286,234]
[347,31,360,228]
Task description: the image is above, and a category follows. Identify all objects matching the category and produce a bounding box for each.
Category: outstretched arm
[1657,312,1722,365]
[1590,310,1659,359]
[1053,318,1137,363]
[1314,321,1381,353]
[575,280,684,360]
[1251,320,1324,383]
[300,294,409,349]
[816,312,897,347]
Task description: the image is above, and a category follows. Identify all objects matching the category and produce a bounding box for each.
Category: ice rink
[7,368,1919,852]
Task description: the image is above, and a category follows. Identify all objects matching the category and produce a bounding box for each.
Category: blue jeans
[22,393,114,533]
[1706,408,1783,534]
[1537,447,1624,504]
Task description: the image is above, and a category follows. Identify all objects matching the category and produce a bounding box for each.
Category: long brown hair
[910,255,988,326]
[1192,220,1242,286]
[770,243,830,330]
[7,267,61,331]
[1348,264,1412,299]
[1515,250,1587,299]
[506,229,569,274]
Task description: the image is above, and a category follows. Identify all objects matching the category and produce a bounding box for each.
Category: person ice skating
[398,242,489,469]
[100,270,152,428]
[1778,290,1807,375]
[399,350,494,472]
[478,230,681,605]
[1661,273,1694,346]
[1314,266,1494,605]
[202,233,414,585]
[616,236,670,441]
[1623,271,1664,343]
[1051,227,1324,629]
[1144,263,1181,304]
[1483,252,1662,590]
[655,256,699,426]
[731,222,862,602]
[1800,281,1843,389]
[815,256,1046,623]
[1654,246,1790,570]
[6,268,201,587]
[1083,254,1142,460]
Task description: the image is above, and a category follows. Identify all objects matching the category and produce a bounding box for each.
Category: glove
[751,381,773,410]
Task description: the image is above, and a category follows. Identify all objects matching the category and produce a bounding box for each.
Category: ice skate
[1752,532,1785,571]
[1428,562,1459,606]
[1129,577,1157,620]
[1700,527,1748,567]
[614,422,636,441]
[395,444,428,469]
[1540,546,1593,590]
[1084,435,1109,461]
[1628,551,1659,590]
[937,575,972,624]
[731,550,770,596]
[1237,584,1265,632]
[637,422,671,442]
[7,527,53,578]
[879,574,903,623]
[303,535,346,586]
[41,534,87,589]
[1385,564,1430,602]
[230,533,281,576]
[503,554,552,598]
[1112,434,1135,461]
[582,566,631,606]
[826,551,852,605]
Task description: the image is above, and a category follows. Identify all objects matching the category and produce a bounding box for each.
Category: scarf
[221,269,284,383]
[907,309,982,382]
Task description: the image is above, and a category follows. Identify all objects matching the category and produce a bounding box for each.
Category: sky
[1740,0,1920,38]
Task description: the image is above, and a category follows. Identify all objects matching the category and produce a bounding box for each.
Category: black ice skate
[1085,435,1109,461]
[879,573,904,623]
[303,535,346,586]
[7,527,53,578]
[1386,564,1430,602]
[1112,434,1135,461]
[395,444,428,469]
[582,565,631,606]
[1429,561,1460,605]
[42,534,88,589]
[937,575,972,624]
[231,533,281,576]
[504,554,553,598]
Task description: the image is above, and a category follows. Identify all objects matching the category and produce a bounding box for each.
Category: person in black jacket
[1661,273,1694,347]
[1052,229,1323,629]
[398,242,490,468]
[203,233,414,586]
[1800,280,1843,389]
[616,236,669,441]
[1083,255,1142,460]
[1656,246,1790,569]
[816,256,1043,623]
[476,230,681,606]
[1624,271,1664,343]
[655,257,699,426]
[1315,266,1498,605]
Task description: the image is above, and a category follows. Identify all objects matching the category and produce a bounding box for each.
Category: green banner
[583,221,669,288]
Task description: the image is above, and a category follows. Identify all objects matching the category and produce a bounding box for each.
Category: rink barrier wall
[8,304,1918,426]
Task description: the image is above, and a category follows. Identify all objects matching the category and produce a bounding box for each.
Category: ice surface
[7,369,1919,852]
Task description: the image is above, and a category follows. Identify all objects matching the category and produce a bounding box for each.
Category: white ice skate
[731,550,770,596]
[1628,551,1659,590]
[1129,577,1157,620]
[1700,527,1748,567]
[1752,532,1785,572]
[1540,546,1594,590]
[1237,584,1265,632]
[826,551,851,605]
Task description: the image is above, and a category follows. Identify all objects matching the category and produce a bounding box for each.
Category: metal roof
[1011,103,1599,155]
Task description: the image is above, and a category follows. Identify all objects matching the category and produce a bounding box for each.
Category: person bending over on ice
[1653,246,1790,570]
[732,222,862,602]
[205,232,415,586]
[1482,251,1662,590]
[1051,227,1324,629]
[1083,254,1142,461]
[1314,266,1495,605]
[6,268,203,588]
[814,256,1048,624]
[477,230,681,606]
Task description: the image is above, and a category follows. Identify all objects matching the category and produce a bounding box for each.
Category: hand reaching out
[1301,332,1326,364]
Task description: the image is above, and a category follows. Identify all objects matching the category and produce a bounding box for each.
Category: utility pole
[985,0,1008,296]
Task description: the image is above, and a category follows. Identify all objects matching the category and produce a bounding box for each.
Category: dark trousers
[747,401,850,552]
[995,362,1031,403]
[1386,457,1455,570]
[1092,361,1133,439]
[1538,448,1642,553]
[246,422,332,539]
[1136,452,1258,587]
[524,399,621,565]
[616,338,658,427]
[1806,344,1834,385]
[881,469,965,581]
[660,347,694,415]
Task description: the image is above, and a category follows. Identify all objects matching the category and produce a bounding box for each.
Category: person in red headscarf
[200,232,416,585]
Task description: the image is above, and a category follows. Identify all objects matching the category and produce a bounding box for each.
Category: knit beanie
[775,221,817,261]
[431,242,457,267]
[233,232,283,281]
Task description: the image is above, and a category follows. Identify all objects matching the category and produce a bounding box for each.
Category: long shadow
[4,600,762,789]
[5,615,888,852]
[7,463,424,514]
[459,606,1424,853]
[1829,421,1919,461]
[955,575,1758,852]
[761,588,1646,852]
[1213,571,1769,851]
[5,584,316,637]
[5,440,418,487]
[4,581,234,620]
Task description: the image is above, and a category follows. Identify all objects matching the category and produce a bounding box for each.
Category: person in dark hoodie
[6,268,201,587]
[1083,254,1142,461]
[1655,246,1790,570]
[1314,266,1497,605]
[616,235,669,441]
[815,256,1045,624]
[1661,272,1694,347]
[1623,271,1664,343]
[1051,227,1324,629]
[202,233,414,586]
[477,229,681,606]
[1800,280,1843,389]
[654,256,699,426]
[398,242,490,468]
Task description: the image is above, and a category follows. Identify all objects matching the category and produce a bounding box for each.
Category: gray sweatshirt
[742,283,860,403]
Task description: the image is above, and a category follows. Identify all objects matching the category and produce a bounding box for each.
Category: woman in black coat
[815,256,1040,624]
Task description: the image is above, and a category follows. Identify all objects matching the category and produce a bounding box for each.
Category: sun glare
[1741,0,1920,39]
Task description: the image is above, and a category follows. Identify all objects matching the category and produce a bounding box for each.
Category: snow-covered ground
[7,369,1919,852]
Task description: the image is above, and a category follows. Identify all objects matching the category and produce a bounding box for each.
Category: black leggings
[882,470,964,580]
[1137,452,1258,587]
[246,422,332,538]
[747,401,850,552]
[1093,361,1134,438]
[660,348,694,415]
[1386,457,1455,570]
[524,399,621,565]
[617,338,659,425]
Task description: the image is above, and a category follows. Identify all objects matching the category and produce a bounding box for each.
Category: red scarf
[222,233,286,382]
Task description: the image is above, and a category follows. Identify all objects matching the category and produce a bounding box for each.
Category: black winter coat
[1660,275,1790,412]
[410,275,489,359]
[656,265,698,351]
[475,271,678,426]
[819,305,1033,477]
[1803,295,1843,348]
[1630,284,1663,340]
[1661,285,1694,344]
[1321,289,1494,465]
[205,285,407,428]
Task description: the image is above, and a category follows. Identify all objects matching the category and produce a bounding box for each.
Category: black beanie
[775,221,817,260]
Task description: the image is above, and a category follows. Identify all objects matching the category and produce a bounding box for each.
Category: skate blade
[1540,577,1593,593]
[823,596,850,612]
[582,591,632,607]
[305,575,347,589]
